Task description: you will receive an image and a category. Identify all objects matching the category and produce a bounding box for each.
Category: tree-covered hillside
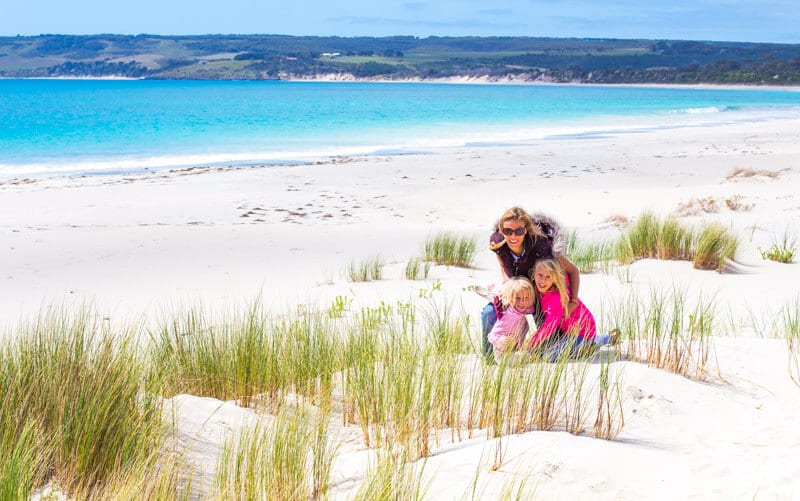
[1,34,798,84]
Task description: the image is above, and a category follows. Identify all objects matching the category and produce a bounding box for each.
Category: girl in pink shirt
[487,277,536,357]
[527,259,616,358]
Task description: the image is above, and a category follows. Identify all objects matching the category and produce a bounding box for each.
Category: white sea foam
[0,115,761,180]
[686,106,730,114]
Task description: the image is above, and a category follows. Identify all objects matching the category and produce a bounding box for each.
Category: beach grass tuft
[693,222,739,271]
[404,257,432,280]
[656,216,695,261]
[593,357,625,440]
[760,244,796,263]
[724,194,754,212]
[614,211,737,272]
[327,294,353,318]
[566,231,614,273]
[759,229,796,264]
[151,303,285,409]
[347,254,385,281]
[0,306,171,498]
[0,421,48,500]
[354,449,428,501]
[616,210,661,262]
[602,287,717,380]
[725,167,785,181]
[675,196,719,216]
[421,300,473,356]
[779,298,800,387]
[423,231,477,268]
[616,211,693,263]
[214,404,322,500]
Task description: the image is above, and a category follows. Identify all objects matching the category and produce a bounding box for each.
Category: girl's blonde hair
[490,206,546,251]
[500,276,535,308]
[533,259,570,317]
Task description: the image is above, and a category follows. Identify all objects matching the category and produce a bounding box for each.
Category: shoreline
[287,73,800,91]
[4,108,800,183]
[4,73,800,91]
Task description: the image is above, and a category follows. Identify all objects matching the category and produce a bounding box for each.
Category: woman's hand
[559,255,580,300]
[566,299,578,317]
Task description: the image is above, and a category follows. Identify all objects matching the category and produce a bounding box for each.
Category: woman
[480,206,581,355]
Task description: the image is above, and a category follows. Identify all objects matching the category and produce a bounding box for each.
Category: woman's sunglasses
[502,227,526,236]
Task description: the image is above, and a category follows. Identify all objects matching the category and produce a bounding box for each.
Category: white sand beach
[5,117,800,499]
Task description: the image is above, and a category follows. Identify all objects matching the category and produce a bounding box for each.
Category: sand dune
[6,118,800,499]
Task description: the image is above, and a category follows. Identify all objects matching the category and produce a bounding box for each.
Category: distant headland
[1,34,799,84]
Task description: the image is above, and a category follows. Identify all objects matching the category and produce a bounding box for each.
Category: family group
[480,207,617,361]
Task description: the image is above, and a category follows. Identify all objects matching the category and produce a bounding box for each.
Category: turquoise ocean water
[1,79,799,178]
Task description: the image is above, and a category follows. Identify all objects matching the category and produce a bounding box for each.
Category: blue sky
[3,0,798,43]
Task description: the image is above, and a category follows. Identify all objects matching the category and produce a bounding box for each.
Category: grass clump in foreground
[0,307,183,499]
[151,302,343,411]
[602,286,717,380]
[215,403,337,501]
[153,297,626,464]
[423,231,477,267]
[0,420,47,500]
[354,449,428,501]
[1,296,634,498]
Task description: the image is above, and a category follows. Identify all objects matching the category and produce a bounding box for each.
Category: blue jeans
[543,332,614,361]
[480,303,497,355]
[542,335,584,361]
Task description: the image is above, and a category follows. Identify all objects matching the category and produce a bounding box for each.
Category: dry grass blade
[725,167,786,181]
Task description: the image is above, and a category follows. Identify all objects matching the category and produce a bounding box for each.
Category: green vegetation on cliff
[1,34,798,84]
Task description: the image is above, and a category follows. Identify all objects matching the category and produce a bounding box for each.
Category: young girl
[487,276,536,357]
[527,259,616,358]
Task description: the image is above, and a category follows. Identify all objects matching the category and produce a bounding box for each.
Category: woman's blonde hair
[532,259,570,317]
[490,206,545,251]
[500,276,535,308]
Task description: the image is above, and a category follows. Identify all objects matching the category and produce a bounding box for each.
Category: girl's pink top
[488,304,533,351]
[527,275,596,348]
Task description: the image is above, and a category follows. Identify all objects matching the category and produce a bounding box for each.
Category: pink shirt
[527,277,596,348]
[488,305,533,351]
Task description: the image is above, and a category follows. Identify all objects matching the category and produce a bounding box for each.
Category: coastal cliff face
[1,34,799,84]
